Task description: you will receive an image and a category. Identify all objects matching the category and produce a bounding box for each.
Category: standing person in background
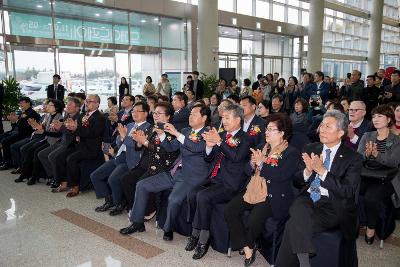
[346,70,364,101]
[216,79,231,99]
[252,74,263,91]
[189,71,204,100]
[156,74,172,98]
[119,77,130,108]
[230,79,240,96]
[362,75,381,120]
[47,74,65,101]
[143,76,156,97]
[0,83,4,134]
[382,70,400,103]
[314,71,329,104]
[284,76,299,113]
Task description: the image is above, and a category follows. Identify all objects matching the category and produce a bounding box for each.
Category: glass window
[265,35,281,56]
[288,8,298,24]
[256,0,269,19]
[218,0,234,12]
[237,0,253,16]
[161,18,184,49]
[273,4,285,22]
[301,11,309,26]
[130,13,160,47]
[131,53,161,95]
[58,48,85,94]
[219,37,238,53]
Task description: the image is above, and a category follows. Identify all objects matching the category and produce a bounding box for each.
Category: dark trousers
[275,195,339,267]
[121,167,148,209]
[66,149,100,187]
[20,140,48,178]
[90,155,129,204]
[1,132,24,166]
[49,145,76,183]
[192,183,236,231]
[224,191,273,250]
[38,142,62,178]
[360,179,395,229]
[32,142,49,179]
[10,137,31,168]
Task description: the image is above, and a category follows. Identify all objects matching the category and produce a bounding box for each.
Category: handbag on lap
[243,169,268,204]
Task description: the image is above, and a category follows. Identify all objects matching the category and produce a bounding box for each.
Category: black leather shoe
[365,233,375,245]
[239,249,245,255]
[95,200,115,212]
[119,223,145,235]
[0,164,10,170]
[109,203,126,216]
[185,235,199,251]
[50,180,60,189]
[11,168,21,174]
[27,177,37,185]
[163,231,173,241]
[244,249,257,267]
[14,176,27,183]
[192,240,210,260]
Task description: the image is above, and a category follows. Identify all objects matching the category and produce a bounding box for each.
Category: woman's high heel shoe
[365,233,375,245]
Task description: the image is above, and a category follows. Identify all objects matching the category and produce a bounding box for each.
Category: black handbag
[361,159,398,182]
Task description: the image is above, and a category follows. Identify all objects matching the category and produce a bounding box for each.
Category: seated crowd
[1,68,400,267]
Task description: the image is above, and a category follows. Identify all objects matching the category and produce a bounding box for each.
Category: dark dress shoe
[109,203,126,216]
[46,179,52,186]
[239,249,245,255]
[14,176,27,183]
[95,201,115,212]
[192,240,210,260]
[11,168,21,174]
[365,233,375,245]
[0,164,10,170]
[119,223,145,235]
[50,180,60,189]
[27,177,37,185]
[163,231,173,241]
[244,249,257,267]
[185,235,199,251]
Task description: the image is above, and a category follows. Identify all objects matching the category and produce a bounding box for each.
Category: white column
[307,0,325,73]
[197,0,218,76]
[367,0,384,76]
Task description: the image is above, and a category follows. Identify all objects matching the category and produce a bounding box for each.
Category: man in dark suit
[296,73,317,101]
[42,97,81,190]
[46,74,65,101]
[240,96,266,148]
[91,101,151,216]
[64,94,106,197]
[171,92,190,131]
[120,104,211,240]
[0,97,41,170]
[275,110,362,267]
[0,83,4,134]
[189,71,204,100]
[314,71,330,104]
[345,100,373,150]
[185,104,251,260]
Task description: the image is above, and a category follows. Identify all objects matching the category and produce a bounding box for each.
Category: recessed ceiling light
[232,18,237,25]
[140,19,146,23]
[37,5,43,8]
[249,34,254,37]
[56,21,61,24]
[107,11,112,14]
[95,13,100,17]
[154,18,159,21]
[256,22,261,29]
[224,31,229,34]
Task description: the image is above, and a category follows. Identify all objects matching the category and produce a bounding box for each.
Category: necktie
[210,133,232,178]
[310,149,331,203]
[170,158,182,176]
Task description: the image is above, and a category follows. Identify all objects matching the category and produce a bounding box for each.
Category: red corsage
[249,125,261,136]
[155,136,161,145]
[226,136,240,148]
[264,153,282,167]
[121,114,129,121]
[189,131,201,143]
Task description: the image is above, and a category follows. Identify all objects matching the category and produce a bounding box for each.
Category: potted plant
[1,76,24,117]
[200,73,219,98]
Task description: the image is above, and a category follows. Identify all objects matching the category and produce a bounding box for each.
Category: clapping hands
[302,152,326,177]
[201,127,221,147]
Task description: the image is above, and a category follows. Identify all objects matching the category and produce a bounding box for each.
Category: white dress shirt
[205,128,241,155]
[116,121,146,157]
[304,142,342,197]
[243,114,255,132]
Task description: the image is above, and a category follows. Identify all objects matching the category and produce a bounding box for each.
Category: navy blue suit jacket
[243,115,266,148]
[172,106,190,131]
[205,130,251,192]
[116,121,151,169]
[161,127,210,185]
[245,144,300,220]
[316,81,330,103]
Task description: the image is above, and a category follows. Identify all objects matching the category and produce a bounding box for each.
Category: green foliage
[200,73,219,98]
[2,76,24,116]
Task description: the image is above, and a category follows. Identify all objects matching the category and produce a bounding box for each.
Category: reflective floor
[1,171,400,267]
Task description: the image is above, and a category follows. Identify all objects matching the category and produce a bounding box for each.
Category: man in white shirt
[346,101,372,150]
[275,110,362,267]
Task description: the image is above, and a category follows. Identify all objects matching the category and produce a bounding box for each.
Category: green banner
[10,12,141,45]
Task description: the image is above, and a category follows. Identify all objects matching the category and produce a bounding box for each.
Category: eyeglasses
[153,112,166,116]
[85,100,97,104]
[266,128,280,132]
[348,108,365,113]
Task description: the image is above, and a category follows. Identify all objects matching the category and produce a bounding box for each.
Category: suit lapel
[329,143,346,174]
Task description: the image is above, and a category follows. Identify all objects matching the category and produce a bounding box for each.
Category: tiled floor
[1,170,400,267]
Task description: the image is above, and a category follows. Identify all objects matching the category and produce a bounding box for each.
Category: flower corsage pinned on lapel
[121,113,129,121]
[189,131,202,143]
[81,114,90,128]
[21,113,27,119]
[155,135,161,145]
[218,127,225,133]
[249,125,261,136]
[226,135,240,148]
[264,140,288,167]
